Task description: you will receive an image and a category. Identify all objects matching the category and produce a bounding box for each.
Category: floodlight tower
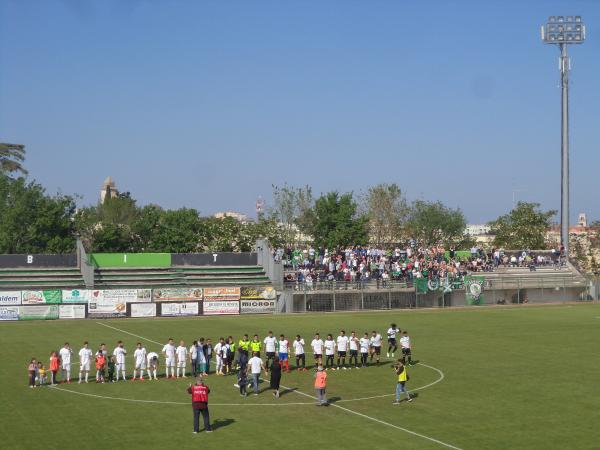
[541,16,585,258]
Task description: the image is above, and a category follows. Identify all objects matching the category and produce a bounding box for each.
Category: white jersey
[324,340,336,355]
[219,344,229,359]
[59,347,72,365]
[147,352,159,365]
[349,337,358,351]
[134,348,147,364]
[293,339,305,355]
[213,343,223,359]
[176,345,188,362]
[387,327,400,339]
[400,336,411,349]
[359,337,370,353]
[78,348,92,365]
[263,336,277,353]
[311,338,324,354]
[336,335,349,352]
[113,347,127,364]
[189,345,197,359]
[278,339,289,354]
[162,343,176,359]
[370,334,382,347]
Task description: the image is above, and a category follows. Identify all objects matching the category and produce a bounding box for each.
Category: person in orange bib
[95,351,106,383]
[314,365,328,406]
[49,351,60,385]
[187,376,212,433]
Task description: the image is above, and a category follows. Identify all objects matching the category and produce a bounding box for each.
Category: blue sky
[1,0,598,223]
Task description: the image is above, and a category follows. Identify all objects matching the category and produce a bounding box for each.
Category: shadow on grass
[211,418,235,431]
[279,387,297,397]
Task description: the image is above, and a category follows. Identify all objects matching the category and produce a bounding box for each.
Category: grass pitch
[1,304,598,450]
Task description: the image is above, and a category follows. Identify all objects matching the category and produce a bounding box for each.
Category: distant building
[213,211,249,223]
[256,196,265,221]
[466,224,491,236]
[100,176,119,203]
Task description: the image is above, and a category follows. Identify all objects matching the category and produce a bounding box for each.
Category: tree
[0,175,76,253]
[269,184,314,247]
[361,183,408,245]
[489,202,556,250]
[0,143,27,176]
[308,192,368,250]
[405,200,470,248]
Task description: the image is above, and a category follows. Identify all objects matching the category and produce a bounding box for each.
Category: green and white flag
[464,276,485,305]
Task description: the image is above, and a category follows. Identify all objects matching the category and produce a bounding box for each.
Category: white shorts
[135,361,146,370]
[116,363,125,371]
[177,360,186,368]
[166,357,175,367]
[61,363,71,370]
[80,362,90,371]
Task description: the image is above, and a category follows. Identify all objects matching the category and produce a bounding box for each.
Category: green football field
[1,304,598,450]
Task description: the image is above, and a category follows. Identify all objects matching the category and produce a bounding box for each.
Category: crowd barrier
[0,286,277,321]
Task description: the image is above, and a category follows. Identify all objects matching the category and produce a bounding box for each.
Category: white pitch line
[96,322,163,346]
[279,381,462,450]
[336,363,444,402]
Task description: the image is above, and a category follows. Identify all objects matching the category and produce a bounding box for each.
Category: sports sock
[140,370,144,379]
[66,369,71,381]
[79,372,82,382]
[85,372,88,382]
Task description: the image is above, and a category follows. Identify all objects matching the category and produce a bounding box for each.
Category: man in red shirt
[187,376,212,433]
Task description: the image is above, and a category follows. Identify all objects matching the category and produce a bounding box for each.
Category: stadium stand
[92,266,270,289]
[0,267,85,290]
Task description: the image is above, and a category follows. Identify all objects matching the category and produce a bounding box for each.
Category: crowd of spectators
[277,244,565,289]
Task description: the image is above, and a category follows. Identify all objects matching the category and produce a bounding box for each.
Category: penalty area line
[95,322,164,346]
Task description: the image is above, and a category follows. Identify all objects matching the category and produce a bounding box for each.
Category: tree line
[0,143,568,254]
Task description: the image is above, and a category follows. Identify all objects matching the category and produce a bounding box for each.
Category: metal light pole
[541,16,585,258]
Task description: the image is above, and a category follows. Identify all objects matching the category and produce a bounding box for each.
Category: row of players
[27,323,413,386]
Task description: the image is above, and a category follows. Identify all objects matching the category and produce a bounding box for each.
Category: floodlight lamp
[566,16,573,22]
[557,16,564,22]
[549,16,556,23]
[575,16,582,22]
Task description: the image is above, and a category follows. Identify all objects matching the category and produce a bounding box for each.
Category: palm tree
[0,143,27,176]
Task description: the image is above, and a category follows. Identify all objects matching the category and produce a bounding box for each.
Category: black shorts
[402,348,411,355]
[337,351,346,357]
[373,346,381,355]
[388,338,397,346]
[314,353,322,359]
[266,352,275,359]
[349,350,358,356]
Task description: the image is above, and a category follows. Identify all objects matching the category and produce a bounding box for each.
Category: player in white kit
[311,333,324,367]
[336,330,349,370]
[213,338,225,376]
[59,343,73,383]
[78,341,93,384]
[386,323,401,358]
[146,351,159,380]
[132,342,147,381]
[359,333,370,367]
[175,340,188,378]
[162,338,176,379]
[369,331,382,365]
[113,340,127,381]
